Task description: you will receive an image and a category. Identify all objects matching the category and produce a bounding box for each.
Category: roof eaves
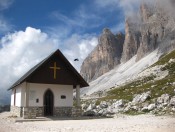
[8,50,57,90]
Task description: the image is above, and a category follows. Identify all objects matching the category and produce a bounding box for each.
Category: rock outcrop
[80,28,124,82]
[81,0,175,82]
[82,93,175,117]
[120,18,141,62]
[122,0,175,62]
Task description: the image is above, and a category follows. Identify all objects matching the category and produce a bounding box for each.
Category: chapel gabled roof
[8,49,89,90]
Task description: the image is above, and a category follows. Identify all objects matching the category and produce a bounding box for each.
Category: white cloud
[157,0,175,18]
[119,0,142,15]
[51,10,103,29]
[95,0,175,23]
[110,22,125,34]
[0,15,12,33]
[0,0,14,33]
[0,27,98,104]
[0,0,13,10]
[0,27,58,104]
[95,0,143,16]
[62,34,98,71]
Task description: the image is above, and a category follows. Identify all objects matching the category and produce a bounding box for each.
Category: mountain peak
[80,29,124,82]
[102,28,112,35]
[80,0,175,85]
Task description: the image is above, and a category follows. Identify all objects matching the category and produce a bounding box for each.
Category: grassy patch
[123,110,146,115]
[103,75,175,102]
[97,50,175,103]
[79,50,175,116]
[152,50,175,66]
[83,50,175,117]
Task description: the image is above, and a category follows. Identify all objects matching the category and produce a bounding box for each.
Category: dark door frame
[43,89,54,116]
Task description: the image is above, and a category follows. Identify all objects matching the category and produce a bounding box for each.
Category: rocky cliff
[80,28,124,82]
[120,18,141,62]
[122,0,175,62]
[81,0,175,82]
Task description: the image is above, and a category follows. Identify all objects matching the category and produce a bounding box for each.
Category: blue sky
[1,0,125,36]
[0,0,142,104]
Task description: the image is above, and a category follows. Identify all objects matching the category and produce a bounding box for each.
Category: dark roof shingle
[8,49,89,90]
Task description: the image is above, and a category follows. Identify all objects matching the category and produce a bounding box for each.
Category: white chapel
[8,49,88,119]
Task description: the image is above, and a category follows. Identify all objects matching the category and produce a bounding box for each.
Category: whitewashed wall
[15,86,21,107]
[27,83,73,107]
[10,82,25,107]
[21,82,26,107]
[10,91,14,106]
[11,82,74,107]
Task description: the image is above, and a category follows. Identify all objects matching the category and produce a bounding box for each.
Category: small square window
[61,95,66,99]
[36,98,39,103]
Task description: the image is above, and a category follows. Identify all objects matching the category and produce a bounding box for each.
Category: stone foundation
[54,107,72,117]
[11,106,40,119]
[10,106,23,117]
[36,107,43,117]
[11,106,82,118]
[72,106,82,117]
[23,107,37,119]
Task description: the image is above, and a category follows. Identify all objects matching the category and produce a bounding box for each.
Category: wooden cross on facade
[50,62,61,79]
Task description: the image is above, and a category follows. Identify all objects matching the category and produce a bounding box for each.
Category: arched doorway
[44,89,54,116]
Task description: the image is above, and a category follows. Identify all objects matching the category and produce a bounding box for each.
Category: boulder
[98,109,104,116]
[170,96,175,106]
[102,109,114,116]
[132,106,139,111]
[140,91,151,102]
[123,103,132,112]
[132,91,151,104]
[148,104,156,111]
[157,104,163,109]
[81,103,88,110]
[86,103,96,111]
[157,94,170,104]
[141,107,149,112]
[83,110,97,116]
[171,107,175,112]
[112,99,125,108]
[96,105,100,109]
[100,101,108,108]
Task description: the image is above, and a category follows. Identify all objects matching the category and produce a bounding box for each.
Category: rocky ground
[0,112,175,132]
[82,92,175,117]
[82,55,175,117]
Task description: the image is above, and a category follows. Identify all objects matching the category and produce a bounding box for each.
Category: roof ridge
[8,49,88,90]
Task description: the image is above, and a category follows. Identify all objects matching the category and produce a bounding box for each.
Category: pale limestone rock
[141,107,148,112]
[170,96,175,106]
[148,104,156,111]
[121,1,175,62]
[80,28,124,82]
[100,101,108,108]
[112,99,125,108]
[81,0,175,83]
[157,94,170,104]
[132,91,151,104]
[86,104,96,111]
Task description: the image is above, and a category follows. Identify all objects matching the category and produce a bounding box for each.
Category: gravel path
[0,112,175,132]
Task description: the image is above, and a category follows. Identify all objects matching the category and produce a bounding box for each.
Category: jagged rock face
[121,0,175,62]
[81,0,175,82]
[121,19,141,62]
[140,2,154,23]
[138,1,175,60]
[80,28,124,82]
